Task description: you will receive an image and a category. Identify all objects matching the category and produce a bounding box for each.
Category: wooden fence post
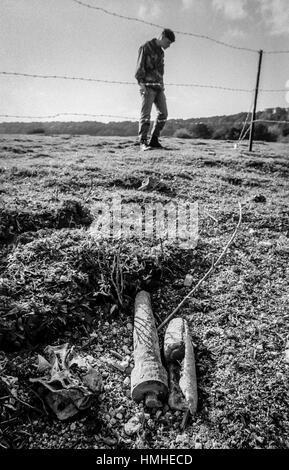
[249,49,263,151]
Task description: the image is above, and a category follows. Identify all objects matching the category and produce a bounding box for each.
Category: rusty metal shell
[164,317,186,363]
[131,291,168,406]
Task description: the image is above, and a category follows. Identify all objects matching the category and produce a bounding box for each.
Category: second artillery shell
[164,317,186,363]
[164,317,198,414]
[131,291,168,407]
[167,363,188,411]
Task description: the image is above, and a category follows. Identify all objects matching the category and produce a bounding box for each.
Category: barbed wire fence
[0,71,288,94]
[1,1,289,149]
[70,0,289,54]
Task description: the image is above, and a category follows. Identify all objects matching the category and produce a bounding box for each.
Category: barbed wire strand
[70,0,289,54]
[237,91,255,143]
[0,71,256,92]
[1,71,287,93]
[1,114,289,126]
[0,113,221,122]
[237,118,289,145]
[234,124,251,144]
[237,123,250,145]
[0,113,138,120]
[265,49,289,55]
[259,88,289,93]
[238,118,251,143]
[70,0,258,53]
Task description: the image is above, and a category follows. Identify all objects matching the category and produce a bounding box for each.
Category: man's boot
[148,135,163,149]
[140,139,151,151]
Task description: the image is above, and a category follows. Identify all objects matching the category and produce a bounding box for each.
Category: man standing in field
[135,28,175,151]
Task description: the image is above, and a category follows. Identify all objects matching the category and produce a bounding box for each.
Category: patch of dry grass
[0,135,288,449]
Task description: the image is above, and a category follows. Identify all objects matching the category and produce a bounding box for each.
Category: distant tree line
[165,107,289,143]
[1,107,289,142]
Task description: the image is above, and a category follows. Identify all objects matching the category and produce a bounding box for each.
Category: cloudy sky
[1,0,289,122]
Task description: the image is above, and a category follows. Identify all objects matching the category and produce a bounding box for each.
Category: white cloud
[212,0,248,20]
[225,28,246,39]
[257,0,289,36]
[181,0,195,10]
[138,1,161,20]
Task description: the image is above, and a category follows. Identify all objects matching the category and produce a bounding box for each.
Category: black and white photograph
[0,0,288,455]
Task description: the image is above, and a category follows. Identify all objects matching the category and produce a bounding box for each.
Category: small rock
[284,350,289,363]
[147,419,154,429]
[156,410,162,419]
[110,418,117,425]
[120,360,130,369]
[259,240,273,248]
[127,323,133,331]
[116,413,123,420]
[101,436,117,446]
[108,407,115,416]
[138,176,161,191]
[195,442,202,449]
[124,416,142,436]
[110,305,118,315]
[104,357,127,372]
[184,274,193,287]
[176,433,189,444]
[70,423,76,431]
[116,405,125,413]
[122,346,130,355]
[123,377,130,387]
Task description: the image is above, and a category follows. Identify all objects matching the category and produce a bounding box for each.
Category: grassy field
[0,134,288,449]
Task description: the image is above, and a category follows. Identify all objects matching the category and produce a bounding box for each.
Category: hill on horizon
[1,107,289,142]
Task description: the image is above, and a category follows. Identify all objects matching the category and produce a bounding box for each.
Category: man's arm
[135,45,146,90]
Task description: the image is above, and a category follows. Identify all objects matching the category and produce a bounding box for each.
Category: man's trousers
[138,87,168,142]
